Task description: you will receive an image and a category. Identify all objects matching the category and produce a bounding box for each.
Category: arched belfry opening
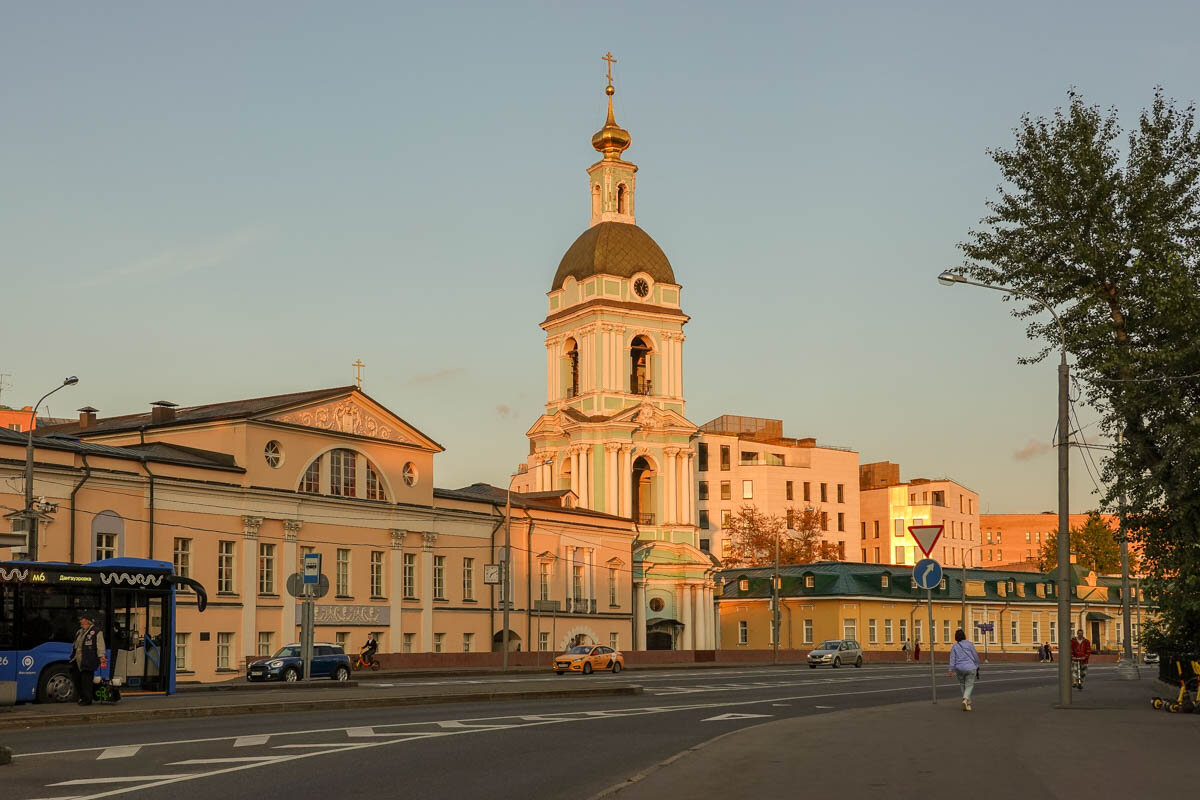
[591,184,601,220]
[631,455,656,526]
[630,336,651,395]
[617,183,627,214]
[564,338,580,397]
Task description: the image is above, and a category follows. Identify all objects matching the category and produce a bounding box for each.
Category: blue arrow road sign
[913,558,942,590]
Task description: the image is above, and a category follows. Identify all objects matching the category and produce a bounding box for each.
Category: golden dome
[591,84,631,159]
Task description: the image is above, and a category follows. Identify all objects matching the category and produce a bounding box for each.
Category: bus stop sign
[303,552,322,585]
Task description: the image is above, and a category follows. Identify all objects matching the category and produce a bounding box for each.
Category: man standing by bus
[71,613,107,706]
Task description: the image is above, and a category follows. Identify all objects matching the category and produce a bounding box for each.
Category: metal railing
[637,513,655,525]
[570,598,596,614]
[630,378,652,395]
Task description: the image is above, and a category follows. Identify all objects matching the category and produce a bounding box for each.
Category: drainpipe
[526,516,535,649]
[69,453,91,563]
[783,599,793,650]
[138,427,156,560]
[998,600,1010,653]
[487,507,506,651]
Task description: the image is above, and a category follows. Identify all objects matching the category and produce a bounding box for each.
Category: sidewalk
[599,672,1200,799]
[0,678,641,731]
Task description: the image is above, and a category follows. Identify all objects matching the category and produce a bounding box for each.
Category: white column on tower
[664,447,679,524]
[621,447,633,519]
[683,451,695,525]
[635,581,647,650]
[605,443,619,516]
[680,584,694,650]
[693,583,706,650]
[579,445,590,509]
[570,449,580,499]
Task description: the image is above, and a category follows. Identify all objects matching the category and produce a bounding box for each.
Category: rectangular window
[176,632,190,671]
[895,546,905,564]
[803,482,811,502]
[608,567,618,607]
[257,632,273,657]
[742,480,753,500]
[218,541,235,593]
[843,618,856,641]
[721,510,732,528]
[820,483,828,503]
[463,632,474,652]
[699,510,710,530]
[258,543,276,595]
[330,449,357,497]
[301,457,321,493]
[914,619,922,644]
[366,465,384,501]
[336,549,351,596]
[720,481,731,500]
[1032,619,1041,644]
[370,551,384,597]
[572,565,584,600]
[462,558,475,601]
[720,445,731,470]
[610,633,620,650]
[786,509,796,530]
[837,484,845,503]
[989,622,997,645]
[403,633,414,653]
[899,619,908,644]
[217,632,232,670]
[803,618,813,644]
[820,512,828,531]
[698,481,709,500]
[697,443,708,471]
[1010,617,1020,644]
[538,632,550,651]
[973,620,982,644]
[335,632,349,653]
[403,553,417,598]
[173,538,192,581]
[860,521,867,540]
[738,620,748,645]
[96,532,116,561]
[539,562,550,601]
[885,619,894,644]
[433,556,446,600]
[943,619,951,644]
[837,512,845,532]
[786,481,794,501]
[740,450,758,465]
[868,618,878,644]
[873,520,880,538]
[873,547,880,563]
[433,633,444,653]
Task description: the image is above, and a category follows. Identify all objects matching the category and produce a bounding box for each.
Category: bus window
[18,585,102,651]
[1,584,14,650]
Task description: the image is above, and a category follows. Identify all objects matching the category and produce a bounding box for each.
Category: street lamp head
[937,271,964,287]
[63,376,79,386]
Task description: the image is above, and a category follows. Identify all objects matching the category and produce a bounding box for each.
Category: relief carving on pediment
[272,400,415,444]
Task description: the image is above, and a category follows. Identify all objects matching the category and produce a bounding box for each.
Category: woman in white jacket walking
[948,628,981,711]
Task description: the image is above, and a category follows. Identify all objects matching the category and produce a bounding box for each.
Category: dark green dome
[552,222,675,290]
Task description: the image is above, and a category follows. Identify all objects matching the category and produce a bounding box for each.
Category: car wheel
[809,664,817,669]
[612,661,622,674]
[38,664,76,703]
[556,671,564,676]
[283,667,300,683]
[583,662,593,675]
[855,657,863,668]
[333,666,350,682]
[833,657,841,668]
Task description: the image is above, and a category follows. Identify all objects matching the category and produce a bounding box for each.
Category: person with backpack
[948,628,981,711]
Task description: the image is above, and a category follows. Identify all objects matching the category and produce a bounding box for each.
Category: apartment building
[858,461,980,567]
[694,415,859,562]
[979,512,1118,567]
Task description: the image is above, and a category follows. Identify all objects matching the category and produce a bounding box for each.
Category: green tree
[958,89,1200,649]
[1038,513,1122,573]
[722,505,841,567]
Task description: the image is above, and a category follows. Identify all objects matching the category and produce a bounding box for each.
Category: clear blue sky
[3,1,1195,512]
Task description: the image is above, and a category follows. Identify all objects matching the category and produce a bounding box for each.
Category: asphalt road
[3,662,1081,800]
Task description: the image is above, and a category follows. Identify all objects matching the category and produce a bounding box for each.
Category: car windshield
[817,641,842,650]
[566,646,592,654]
[272,646,301,658]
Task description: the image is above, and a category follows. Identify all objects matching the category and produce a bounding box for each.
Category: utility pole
[1116,430,1139,679]
[772,529,780,665]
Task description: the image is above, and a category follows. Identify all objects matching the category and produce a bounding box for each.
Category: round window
[633,278,650,298]
[402,462,418,487]
[648,597,665,612]
[264,441,283,468]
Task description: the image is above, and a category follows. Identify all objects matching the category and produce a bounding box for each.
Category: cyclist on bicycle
[359,633,379,669]
[1070,629,1091,690]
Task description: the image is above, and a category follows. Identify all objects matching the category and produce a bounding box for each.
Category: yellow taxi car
[554,644,625,675]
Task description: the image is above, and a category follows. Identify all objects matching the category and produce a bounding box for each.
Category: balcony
[630,378,652,396]
[637,513,655,526]
[570,598,597,614]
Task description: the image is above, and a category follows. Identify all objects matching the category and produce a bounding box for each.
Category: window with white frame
[403,553,416,598]
[173,538,192,581]
[403,633,414,653]
[463,632,474,652]
[336,549,351,596]
[608,567,618,607]
[843,618,857,641]
[462,558,475,601]
[572,566,584,600]
[742,480,753,499]
[803,618,813,644]
[738,620,748,645]
[258,543,276,594]
[804,575,814,589]
[257,632,273,657]
[868,618,878,644]
[610,632,619,650]
[539,562,551,601]
[335,632,349,653]
[218,540,235,593]
[943,619,951,644]
[1032,618,1041,643]
[914,619,922,643]
[217,632,232,670]
[1010,615,1020,644]
[300,457,321,493]
[538,632,550,651]
[330,449,357,496]
[366,464,385,500]
[884,618,894,644]
[433,556,446,600]
[899,619,908,643]
[433,633,444,653]
[370,551,384,597]
[176,632,190,671]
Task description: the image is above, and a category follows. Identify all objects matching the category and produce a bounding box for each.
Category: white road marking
[702,713,772,722]
[233,735,270,748]
[50,776,194,786]
[815,705,835,709]
[434,720,514,729]
[166,757,281,765]
[97,746,142,760]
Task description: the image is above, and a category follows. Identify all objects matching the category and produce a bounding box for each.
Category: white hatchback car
[807,639,863,668]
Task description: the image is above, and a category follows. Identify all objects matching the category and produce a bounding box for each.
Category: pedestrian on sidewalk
[70,613,107,706]
[902,640,911,661]
[913,640,921,662]
[1044,642,1053,662]
[1071,630,1091,690]
[949,629,980,711]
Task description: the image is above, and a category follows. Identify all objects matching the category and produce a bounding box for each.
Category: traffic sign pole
[912,556,943,705]
[928,586,936,704]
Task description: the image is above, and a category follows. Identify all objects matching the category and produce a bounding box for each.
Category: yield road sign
[908,524,944,557]
[913,558,942,590]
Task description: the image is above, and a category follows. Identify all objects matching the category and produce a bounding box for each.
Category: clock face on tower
[633,278,649,298]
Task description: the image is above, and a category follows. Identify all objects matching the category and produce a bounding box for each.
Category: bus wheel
[38,665,76,704]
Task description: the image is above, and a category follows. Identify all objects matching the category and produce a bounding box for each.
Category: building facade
[979,512,1118,567]
[859,462,980,568]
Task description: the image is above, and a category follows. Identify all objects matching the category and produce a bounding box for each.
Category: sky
[3,1,1196,513]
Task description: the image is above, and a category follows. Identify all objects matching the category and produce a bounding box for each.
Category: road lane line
[166,757,282,765]
[233,735,270,748]
[96,746,142,760]
[50,776,194,786]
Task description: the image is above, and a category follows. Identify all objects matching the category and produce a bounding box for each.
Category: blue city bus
[0,557,206,704]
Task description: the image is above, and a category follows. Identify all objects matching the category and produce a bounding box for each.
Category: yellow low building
[717,562,1147,656]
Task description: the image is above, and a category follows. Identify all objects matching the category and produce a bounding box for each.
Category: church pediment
[262,392,443,451]
[611,402,697,433]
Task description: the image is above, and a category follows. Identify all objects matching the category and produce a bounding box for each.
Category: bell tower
[588,52,637,227]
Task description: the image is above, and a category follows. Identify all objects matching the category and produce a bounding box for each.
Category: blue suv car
[246,643,352,682]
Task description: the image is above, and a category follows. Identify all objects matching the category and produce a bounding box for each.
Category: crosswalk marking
[234,735,271,748]
[97,746,142,760]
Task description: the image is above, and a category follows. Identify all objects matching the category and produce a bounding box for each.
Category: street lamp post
[23,376,79,561]
[960,542,987,635]
[938,271,1073,707]
[1116,431,1139,679]
[502,465,528,672]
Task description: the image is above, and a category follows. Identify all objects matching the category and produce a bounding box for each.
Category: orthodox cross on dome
[602,52,617,89]
[353,359,365,389]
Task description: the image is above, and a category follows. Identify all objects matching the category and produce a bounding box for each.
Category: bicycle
[354,653,380,671]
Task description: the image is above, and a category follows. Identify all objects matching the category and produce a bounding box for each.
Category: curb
[0,684,643,731]
[178,680,362,694]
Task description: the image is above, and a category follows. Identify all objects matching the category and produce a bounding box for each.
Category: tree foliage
[1038,512,1123,573]
[722,505,841,568]
[958,88,1200,649]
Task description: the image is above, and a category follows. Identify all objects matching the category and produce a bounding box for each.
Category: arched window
[592,184,602,218]
[565,338,580,397]
[632,455,655,525]
[297,449,387,500]
[617,183,627,214]
[630,336,651,395]
[330,448,357,496]
[299,457,321,493]
[92,510,124,561]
